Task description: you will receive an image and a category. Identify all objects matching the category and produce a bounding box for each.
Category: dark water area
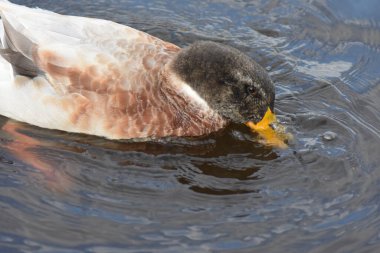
[1,0,380,252]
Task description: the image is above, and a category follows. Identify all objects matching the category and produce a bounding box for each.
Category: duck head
[171,41,290,148]
[171,41,274,124]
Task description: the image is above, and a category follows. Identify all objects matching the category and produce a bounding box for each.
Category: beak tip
[245,107,292,149]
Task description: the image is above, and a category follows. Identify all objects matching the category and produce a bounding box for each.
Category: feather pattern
[0,1,226,139]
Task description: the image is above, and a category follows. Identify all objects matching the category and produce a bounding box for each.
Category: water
[1,0,380,252]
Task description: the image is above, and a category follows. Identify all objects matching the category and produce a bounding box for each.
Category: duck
[0,0,288,147]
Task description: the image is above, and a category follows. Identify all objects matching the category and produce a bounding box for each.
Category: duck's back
[0,0,193,139]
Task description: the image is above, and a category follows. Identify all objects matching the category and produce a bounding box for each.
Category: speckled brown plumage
[0,1,278,141]
[0,1,227,139]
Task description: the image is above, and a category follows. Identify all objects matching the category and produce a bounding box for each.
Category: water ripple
[1,0,380,252]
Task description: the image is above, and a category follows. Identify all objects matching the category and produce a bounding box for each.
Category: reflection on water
[1,0,380,252]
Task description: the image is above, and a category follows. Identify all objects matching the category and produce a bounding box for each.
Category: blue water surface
[1,0,380,252]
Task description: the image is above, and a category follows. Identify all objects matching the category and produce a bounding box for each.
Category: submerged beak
[245,108,292,149]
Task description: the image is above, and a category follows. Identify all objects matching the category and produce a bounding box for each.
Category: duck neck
[159,63,227,136]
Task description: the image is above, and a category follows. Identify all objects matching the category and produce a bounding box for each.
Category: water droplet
[322,131,337,141]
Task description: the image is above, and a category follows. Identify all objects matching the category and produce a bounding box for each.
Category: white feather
[0,20,5,48]
[181,84,210,109]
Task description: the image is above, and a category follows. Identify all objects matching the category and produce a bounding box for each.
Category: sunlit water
[1,0,380,252]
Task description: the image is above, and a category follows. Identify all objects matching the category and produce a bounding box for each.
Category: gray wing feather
[0,48,40,77]
[0,16,39,77]
[1,15,36,59]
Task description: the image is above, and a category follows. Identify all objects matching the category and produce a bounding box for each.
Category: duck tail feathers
[0,2,13,83]
[0,18,40,78]
[0,19,5,48]
[0,18,13,82]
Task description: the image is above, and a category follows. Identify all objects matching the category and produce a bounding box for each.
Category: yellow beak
[245,108,292,149]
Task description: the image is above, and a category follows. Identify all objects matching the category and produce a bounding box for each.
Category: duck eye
[246,85,256,94]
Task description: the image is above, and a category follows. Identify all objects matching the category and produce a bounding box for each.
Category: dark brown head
[171,41,275,124]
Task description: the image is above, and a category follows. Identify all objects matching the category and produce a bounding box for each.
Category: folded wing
[0,1,179,95]
[0,1,181,139]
